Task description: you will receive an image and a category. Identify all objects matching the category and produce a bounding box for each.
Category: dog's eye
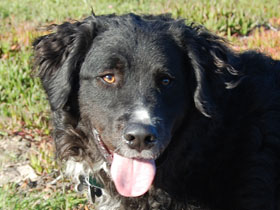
[159,76,173,87]
[102,74,116,84]
[161,78,171,86]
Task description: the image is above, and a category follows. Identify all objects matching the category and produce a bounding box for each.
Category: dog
[33,13,280,210]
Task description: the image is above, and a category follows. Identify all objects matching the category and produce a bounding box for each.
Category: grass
[0,183,88,210]
[0,44,50,132]
[232,27,280,59]
[1,0,280,35]
[0,20,50,132]
[0,0,280,209]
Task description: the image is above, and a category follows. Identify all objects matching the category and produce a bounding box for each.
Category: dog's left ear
[177,25,236,118]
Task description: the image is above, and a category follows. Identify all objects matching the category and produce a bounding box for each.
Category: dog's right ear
[33,16,99,111]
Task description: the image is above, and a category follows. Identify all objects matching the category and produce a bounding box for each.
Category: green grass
[0,183,88,210]
[1,0,280,209]
[1,0,280,35]
[0,44,50,131]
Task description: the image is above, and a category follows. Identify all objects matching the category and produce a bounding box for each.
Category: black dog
[33,13,280,210]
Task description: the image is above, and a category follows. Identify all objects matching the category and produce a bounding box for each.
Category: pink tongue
[110,153,156,197]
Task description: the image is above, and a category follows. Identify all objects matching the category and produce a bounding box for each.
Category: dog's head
[33,14,234,197]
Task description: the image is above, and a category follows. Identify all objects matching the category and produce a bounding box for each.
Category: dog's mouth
[93,129,113,162]
[93,129,156,197]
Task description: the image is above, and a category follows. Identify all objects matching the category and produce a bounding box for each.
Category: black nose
[123,123,158,152]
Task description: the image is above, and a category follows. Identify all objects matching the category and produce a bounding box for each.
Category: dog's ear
[176,25,237,118]
[33,16,99,111]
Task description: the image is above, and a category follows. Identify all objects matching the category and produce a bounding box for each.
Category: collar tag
[76,175,103,203]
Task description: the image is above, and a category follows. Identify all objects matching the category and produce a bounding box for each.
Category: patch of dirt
[0,135,34,185]
[0,130,94,209]
[0,130,56,187]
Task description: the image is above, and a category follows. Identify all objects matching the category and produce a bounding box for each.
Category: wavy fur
[33,13,280,210]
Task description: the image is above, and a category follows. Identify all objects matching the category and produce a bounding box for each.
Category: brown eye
[102,74,116,84]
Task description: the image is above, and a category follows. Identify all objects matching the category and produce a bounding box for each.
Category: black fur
[33,13,280,210]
